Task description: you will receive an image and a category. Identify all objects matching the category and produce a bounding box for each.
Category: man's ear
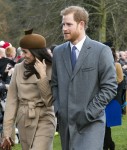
[79,21,85,30]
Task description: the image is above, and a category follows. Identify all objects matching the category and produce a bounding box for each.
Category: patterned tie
[71,46,77,70]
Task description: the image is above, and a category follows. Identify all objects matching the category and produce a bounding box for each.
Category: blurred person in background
[0,48,15,145]
[5,47,16,61]
[119,51,127,114]
[104,47,124,150]
[15,47,24,63]
[0,41,12,51]
[119,51,127,68]
[0,48,15,81]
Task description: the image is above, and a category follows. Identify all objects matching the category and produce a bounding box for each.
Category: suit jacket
[51,36,117,150]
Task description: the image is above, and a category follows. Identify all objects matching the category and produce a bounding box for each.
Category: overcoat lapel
[62,36,92,79]
[62,42,72,77]
[71,36,91,79]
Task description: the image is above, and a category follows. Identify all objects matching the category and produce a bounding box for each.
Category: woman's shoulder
[14,60,24,72]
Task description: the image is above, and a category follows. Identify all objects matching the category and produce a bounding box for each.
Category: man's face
[62,13,83,44]
[124,51,127,59]
[121,52,126,61]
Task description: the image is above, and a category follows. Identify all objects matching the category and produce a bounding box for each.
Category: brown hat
[19,29,46,49]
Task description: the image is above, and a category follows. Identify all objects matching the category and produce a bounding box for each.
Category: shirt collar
[70,36,86,52]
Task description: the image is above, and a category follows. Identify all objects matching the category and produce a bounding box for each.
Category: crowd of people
[116,50,127,110]
[0,41,23,144]
[0,5,126,150]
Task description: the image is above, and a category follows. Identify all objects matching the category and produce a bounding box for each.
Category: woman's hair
[30,48,52,63]
[23,48,52,80]
[50,44,57,53]
[111,47,117,62]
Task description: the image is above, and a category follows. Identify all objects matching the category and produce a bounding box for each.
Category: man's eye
[67,23,72,26]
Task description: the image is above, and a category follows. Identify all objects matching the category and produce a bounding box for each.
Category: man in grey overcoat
[51,6,117,150]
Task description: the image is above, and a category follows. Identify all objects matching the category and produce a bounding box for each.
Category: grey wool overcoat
[51,36,117,150]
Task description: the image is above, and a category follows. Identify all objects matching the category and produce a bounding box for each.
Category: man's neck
[72,34,86,45]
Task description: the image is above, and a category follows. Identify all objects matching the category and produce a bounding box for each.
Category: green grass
[53,134,62,150]
[112,115,127,150]
[12,115,127,150]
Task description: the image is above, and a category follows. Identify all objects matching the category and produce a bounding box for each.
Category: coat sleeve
[36,70,53,107]
[3,65,18,138]
[51,51,59,114]
[87,46,117,121]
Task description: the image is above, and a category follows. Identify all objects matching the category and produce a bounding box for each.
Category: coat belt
[19,99,44,127]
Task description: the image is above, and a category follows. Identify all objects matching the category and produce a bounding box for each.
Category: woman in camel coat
[1,30,56,150]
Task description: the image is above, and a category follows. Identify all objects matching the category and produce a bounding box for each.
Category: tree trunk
[99,0,106,42]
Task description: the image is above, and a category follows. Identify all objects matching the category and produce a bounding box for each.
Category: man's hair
[60,6,89,29]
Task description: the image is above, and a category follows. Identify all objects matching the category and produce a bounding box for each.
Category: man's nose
[62,24,68,31]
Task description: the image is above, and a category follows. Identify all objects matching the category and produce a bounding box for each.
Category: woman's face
[21,48,35,64]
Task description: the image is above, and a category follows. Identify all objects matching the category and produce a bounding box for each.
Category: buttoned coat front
[3,61,56,150]
[51,36,117,150]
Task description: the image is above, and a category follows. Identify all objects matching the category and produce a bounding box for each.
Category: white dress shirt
[70,36,86,59]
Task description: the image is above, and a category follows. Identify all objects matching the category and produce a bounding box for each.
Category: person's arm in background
[115,62,123,83]
[1,65,18,149]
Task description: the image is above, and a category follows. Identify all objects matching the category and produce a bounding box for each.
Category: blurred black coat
[0,57,15,82]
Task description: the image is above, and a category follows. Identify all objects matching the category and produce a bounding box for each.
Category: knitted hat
[19,29,46,49]
[0,41,12,49]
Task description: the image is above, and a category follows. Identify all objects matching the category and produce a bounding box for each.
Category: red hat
[0,41,12,49]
